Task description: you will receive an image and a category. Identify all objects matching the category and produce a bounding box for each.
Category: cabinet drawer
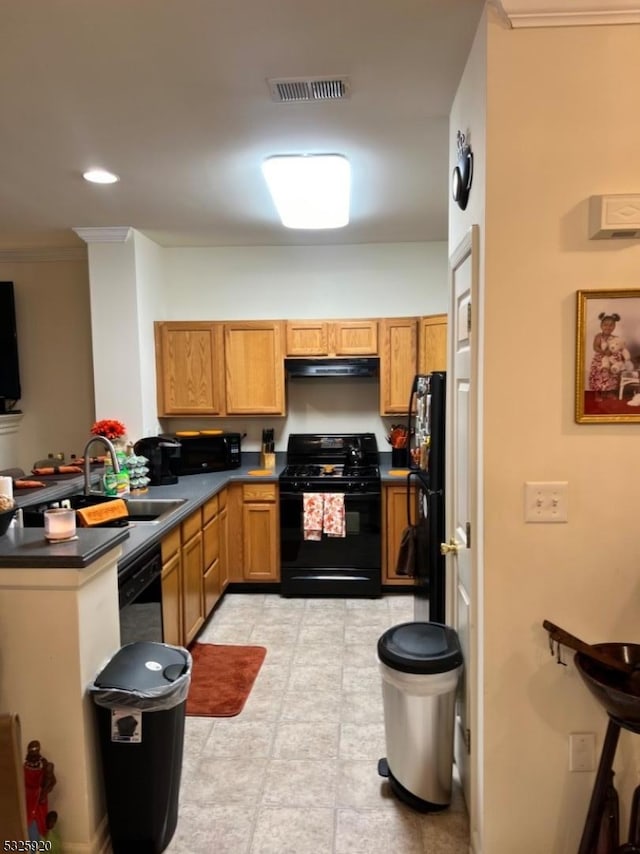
[182,508,202,543]
[202,494,219,524]
[161,527,181,563]
[242,483,277,502]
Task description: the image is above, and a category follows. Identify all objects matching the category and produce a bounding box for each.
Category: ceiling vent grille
[268,76,350,103]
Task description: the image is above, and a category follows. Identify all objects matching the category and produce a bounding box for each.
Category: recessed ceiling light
[83,169,120,184]
[261,154,350,229]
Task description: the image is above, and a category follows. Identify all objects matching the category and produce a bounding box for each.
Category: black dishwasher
[118,543,164,645]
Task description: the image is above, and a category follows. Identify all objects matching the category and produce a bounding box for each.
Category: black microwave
[171,432,242,475]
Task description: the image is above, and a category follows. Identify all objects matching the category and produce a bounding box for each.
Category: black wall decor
[0,282,22,411]
[451,130,473,211]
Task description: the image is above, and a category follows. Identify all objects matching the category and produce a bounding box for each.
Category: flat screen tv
[0,281,21,413]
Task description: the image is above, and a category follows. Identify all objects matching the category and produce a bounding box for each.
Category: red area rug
[186,643,267,717]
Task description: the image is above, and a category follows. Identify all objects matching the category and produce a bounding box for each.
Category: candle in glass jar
[44,508,76,540]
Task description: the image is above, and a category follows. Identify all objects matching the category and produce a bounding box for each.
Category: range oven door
[279,488,381,597]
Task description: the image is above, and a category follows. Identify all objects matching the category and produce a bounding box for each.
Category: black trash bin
[89,641,192,854]
[377,622,463,812]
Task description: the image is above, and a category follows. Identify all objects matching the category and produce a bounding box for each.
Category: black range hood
[285,357,379,379]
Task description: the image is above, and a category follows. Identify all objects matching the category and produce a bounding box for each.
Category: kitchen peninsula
[0,526,128,853]
[0,453,408,851]
[0,460,284,851]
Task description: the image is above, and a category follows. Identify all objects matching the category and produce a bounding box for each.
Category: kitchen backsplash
[159,377,402,451]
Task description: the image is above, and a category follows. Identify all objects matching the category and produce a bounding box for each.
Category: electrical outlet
[524,481,568,523]
[569,733,596,772]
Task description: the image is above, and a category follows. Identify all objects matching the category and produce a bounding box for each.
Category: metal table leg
[578,717,621,854]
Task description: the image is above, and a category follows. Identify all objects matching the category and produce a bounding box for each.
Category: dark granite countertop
[1,452,416,570]
[3,453,284,570]
[0,525,130,568]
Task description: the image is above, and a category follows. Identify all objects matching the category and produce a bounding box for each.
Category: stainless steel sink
[125,497,188,523]
[21,494,188,529]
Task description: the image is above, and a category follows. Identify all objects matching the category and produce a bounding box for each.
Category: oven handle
[279,491,381,501]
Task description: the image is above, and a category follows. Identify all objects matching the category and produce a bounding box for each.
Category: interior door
[445,226,479,840]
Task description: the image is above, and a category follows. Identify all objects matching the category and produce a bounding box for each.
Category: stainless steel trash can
[378,621,463,811]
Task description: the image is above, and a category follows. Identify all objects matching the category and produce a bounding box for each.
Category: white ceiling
[0,0,485,249]
[1,1,635,250]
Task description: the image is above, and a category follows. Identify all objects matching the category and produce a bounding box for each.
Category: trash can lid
[93,642,190,693]
[378,622,463,674]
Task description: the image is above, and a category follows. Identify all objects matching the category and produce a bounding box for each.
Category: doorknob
[440,538,461,555]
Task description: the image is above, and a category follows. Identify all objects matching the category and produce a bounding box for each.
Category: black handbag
[395,524,418,577]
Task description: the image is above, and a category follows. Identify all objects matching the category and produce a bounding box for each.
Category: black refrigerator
[405,372,446,624]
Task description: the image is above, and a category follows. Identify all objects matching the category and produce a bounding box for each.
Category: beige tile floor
[166,593,469,854]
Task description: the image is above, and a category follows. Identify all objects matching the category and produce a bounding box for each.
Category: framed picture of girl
[576,289,640,423]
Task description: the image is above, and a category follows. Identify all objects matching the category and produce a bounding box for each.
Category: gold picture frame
[576,288,640,423]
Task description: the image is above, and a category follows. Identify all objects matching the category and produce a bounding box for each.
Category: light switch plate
[569,733,596,772]
[524,482,568,523]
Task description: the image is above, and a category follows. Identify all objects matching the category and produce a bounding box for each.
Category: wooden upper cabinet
[155,321,224,416]
[418,314,448,375]
[331,320,378,355]
[286,320,330,356]
[286,319,377,356]
[224,321,285,415]
[379,317,418,415]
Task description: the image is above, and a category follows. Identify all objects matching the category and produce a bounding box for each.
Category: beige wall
[2,241,448,468]
[454,10,640,852]
[162,242,448,320]
[0,253,94,472]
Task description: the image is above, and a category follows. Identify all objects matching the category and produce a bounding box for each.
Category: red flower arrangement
[91,419,126,440]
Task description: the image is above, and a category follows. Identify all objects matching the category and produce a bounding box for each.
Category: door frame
[446,224,482,853]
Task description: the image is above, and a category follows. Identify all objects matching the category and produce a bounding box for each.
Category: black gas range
[279,433,381,597]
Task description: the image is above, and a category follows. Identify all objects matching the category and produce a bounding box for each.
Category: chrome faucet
[82,435,121,495]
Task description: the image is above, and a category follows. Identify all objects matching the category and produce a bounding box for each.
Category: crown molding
[493,1,640,27]
[0,247,87,263]
[73,227,132,244]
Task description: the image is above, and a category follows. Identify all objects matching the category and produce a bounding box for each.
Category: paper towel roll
[0,476,13,502]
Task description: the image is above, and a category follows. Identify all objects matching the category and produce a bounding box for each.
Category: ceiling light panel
[83,169,119,184]
[262,154,351,230]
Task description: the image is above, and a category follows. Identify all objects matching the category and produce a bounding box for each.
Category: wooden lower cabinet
[202,495,220,615]
[242,483,279,581]
[202,490,229,615]
[161,489,229,647]
[161,528,183,646]
[226,482,279,583]
[181,509,205,645]
[383,484,417,586]
[219,499,229,589]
